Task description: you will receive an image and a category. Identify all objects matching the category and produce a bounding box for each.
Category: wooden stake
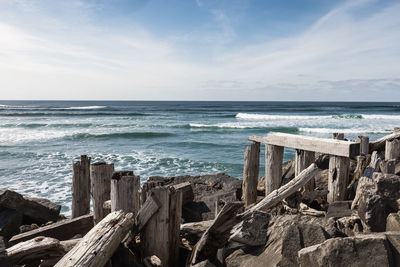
[111,171,140,215]
[242,142,260,207]
[357,136,369,156]
[90,162,114,224]
[328,133,350,203]
[72,155,91,218]
[142,186,182,267]
[295,149,315,192]
[265,144,284,195]
[385,139,400,160]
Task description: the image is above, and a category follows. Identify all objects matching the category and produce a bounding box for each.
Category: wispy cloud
[0,0,399,100]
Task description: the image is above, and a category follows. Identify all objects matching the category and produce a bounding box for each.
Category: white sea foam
[362,114,400,120]
[55,106,107,110]
[235,113,327,120]
[299,128,391,134]
[189,123,255,129]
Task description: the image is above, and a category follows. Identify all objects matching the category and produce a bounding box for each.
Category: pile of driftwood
[1,130,400,266]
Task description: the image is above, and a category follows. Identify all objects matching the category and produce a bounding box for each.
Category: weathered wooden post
[111,171,140,215]
[357,136,369,156]
[242,142,260,207]
[142,186,182,267]
[385,139,400,160]
[328,133,350,203]
[295,150,315,192]
[380,159,396,174]
[265,144,284,195]
[90,162,114,224]
[72,155,91,218]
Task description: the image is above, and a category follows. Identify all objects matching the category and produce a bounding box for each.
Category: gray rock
[336,216,363,236]
[387,212,400,232]
[230,211,270,246]
[225,215,340,267]
[298,234,393,267]
[326,201,353,218]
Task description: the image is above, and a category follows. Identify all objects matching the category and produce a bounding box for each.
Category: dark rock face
[0,236,12,267]
[143,173,242,222]
[358,173,400,232]
[0,209,22,239]
[225,215,340,267]
[298,234,393,267]
[0,190,61,225]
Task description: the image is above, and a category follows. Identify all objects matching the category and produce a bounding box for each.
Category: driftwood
[242,142,260,206]
[142,186,182,267]
[55,211,134,267]
[385,139,400,160]
[244,163,319,215]
[90,162,114,224]
[348,155,368,191]
[369,131,400,152]
[190,201,245,265]
[72,155,91,218]
[8,214,93,246]
[134,194,161,232]
[299,203,326,217]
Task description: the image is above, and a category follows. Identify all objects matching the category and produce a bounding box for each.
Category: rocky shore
[1,134,400,266]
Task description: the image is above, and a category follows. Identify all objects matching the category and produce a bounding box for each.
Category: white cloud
[0,0,399,100]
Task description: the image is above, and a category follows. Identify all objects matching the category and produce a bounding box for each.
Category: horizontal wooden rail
[249,133,360,158]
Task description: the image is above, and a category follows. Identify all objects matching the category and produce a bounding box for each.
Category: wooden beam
[54,211,134,267]
[8,214,93,246]
[242,142,260,206]
[249,133,360,157]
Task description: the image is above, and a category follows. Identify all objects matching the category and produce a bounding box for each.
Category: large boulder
[358,173,400,232]
[225,215,341,267]
[298,234,394,267]
[230,211,270,246]
[143,173,242,222]
[0,209,22,240]
[0,190,61,224]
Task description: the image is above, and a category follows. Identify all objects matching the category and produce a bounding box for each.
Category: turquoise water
[1,101,399,215]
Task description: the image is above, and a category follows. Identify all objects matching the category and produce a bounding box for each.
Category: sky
[0,0,399,101]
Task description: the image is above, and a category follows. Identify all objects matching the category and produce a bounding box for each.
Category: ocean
[1,101,399,215]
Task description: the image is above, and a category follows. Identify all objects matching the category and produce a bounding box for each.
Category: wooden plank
[72,155,91,218]
[369,131,400,151]
[242,142,260,206]
[54,211,135,267]
[265,144,284,194]
[244,163,319,215]
[249,133,360,157]
[135,194,161,232]
[90,162,114,224]
[8,214,94,245]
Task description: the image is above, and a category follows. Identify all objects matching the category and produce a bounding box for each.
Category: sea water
[1,101,399,215]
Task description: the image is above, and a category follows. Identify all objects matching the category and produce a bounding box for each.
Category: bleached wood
[347,155,368,191]
[111,174,140,215]
[8,214,93,245]
[385,139,400,160]
[90,162,114,224]
[6,237,63,265]
[242,142,260,206]
[135,194,161,232]
[54,211,134,267]
[295,149,315,192]
[370,131,400,151]
[72,155,91,218]
[142,186,182,267]
[265,144,284,195]
[357,136,369,156]
[328,134,350,203]
[244,163,319,215]
[249,133,360,157]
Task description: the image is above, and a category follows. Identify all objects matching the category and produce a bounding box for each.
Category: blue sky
[0,0,399,100]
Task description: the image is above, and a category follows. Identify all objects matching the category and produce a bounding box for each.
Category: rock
[19,224,39,234]
[143,174,242,222]
[181,220,213,245]
[315,153,330,169]
[387,212,400,231]
[326,201,353,218]
[0,236,12,267]
[313,169,329,191]
[357,173,400,232]
[225,215,341,267]
[298,234,393,267]
[230,211,270,246]
[191,260,217,267]
[0,190,61,224]
[386,232,400,266]
[0,209,22,239]
[336,216,363,236]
